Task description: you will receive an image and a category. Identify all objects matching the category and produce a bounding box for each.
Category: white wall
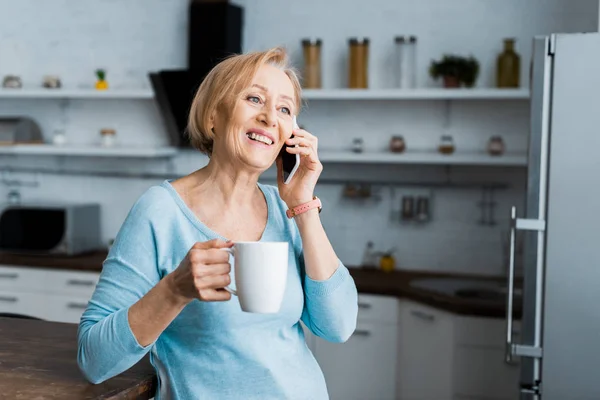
[0,0,596,274]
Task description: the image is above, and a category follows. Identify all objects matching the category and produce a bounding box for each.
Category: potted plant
[429,55,480,88]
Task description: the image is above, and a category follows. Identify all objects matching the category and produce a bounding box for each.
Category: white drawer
[357,294,400,324]
[0,289,50,320]
[0,265,49,292]
[44,270,100,297]
[0,265,99,296]
[44,294,91,324]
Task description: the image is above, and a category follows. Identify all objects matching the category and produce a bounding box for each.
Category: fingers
[195,269,231,290]
[190,247,231,265]
[286,135,316,149]
[193,262,230,277]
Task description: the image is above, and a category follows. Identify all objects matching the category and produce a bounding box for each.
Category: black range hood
[150,1,243,147]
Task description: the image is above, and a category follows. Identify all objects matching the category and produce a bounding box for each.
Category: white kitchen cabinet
[0,265,99,324]
[313,322,398,400]
[395,299,521,400]
[453,316,521,400]
[308,294,399,400]
[396,299,454,400]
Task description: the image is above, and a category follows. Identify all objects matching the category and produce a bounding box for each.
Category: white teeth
[247,132,273,145]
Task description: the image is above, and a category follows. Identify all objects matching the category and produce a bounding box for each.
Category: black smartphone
[279,117,300,184]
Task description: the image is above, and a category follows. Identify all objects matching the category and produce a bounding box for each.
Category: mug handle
[221,247,237,296]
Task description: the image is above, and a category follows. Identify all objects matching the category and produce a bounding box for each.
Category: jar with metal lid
[100,128,116,147]
[438,135,455,154]
[487,135,505,156]
[348,38,369,89]
[302,39,322,89]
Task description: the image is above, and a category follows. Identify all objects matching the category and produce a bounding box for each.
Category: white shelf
[319,150,527,166]
[0,88,154,99]
[0,144,177,158]
[301,88,529,100]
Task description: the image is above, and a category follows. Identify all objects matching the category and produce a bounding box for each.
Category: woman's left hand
[277,126,323,209]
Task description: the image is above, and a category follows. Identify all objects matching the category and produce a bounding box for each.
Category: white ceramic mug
[222,241,289,313]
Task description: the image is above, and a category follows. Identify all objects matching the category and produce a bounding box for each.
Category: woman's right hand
[167,239,234,303]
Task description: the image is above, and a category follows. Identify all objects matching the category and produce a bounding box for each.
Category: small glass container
[389,135,406,153]
[438,135,455,154]
[488,136,505,156]
[302,39,322,89]
[401,196,415,220]
[52,129,67,146]
[352,137,364,153]
[416,197,430,222]
[348,38,369,89]
[100,128,116,147]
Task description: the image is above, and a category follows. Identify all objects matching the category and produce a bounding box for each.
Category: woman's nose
[258,108,277,127]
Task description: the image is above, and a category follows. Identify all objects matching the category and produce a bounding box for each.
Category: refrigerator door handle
[505,206,545,363]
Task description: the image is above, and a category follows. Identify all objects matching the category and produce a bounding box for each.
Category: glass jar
[389,135,406,153]
[100,128,116,147]
[302,39,322,89]
[488,136,505,156]
[348,38,369,89]
[496,38,520,88]
[438,135,455,154]
[395,35,416,88]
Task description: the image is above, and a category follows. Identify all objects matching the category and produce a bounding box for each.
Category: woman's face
[212,64,297,172]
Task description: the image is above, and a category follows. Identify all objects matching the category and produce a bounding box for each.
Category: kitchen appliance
[150,1,243,147]
[504,32,600,399]
[0,203,101,255]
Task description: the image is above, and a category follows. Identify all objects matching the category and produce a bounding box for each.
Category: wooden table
[0,317,156,399]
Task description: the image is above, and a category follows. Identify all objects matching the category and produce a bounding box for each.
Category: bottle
[361,241,376,268]
[496,38,520,88]
[348,38,369,89]
[302,39,322,89]
[395,36,417,88]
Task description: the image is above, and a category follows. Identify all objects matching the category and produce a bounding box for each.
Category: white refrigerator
[504,32,600,399]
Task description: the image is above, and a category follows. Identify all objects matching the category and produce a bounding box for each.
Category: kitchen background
[0,0,597,273]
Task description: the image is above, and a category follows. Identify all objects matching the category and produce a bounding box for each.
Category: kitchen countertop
[0,317,156,400]
[0,250,521,319]
[350,267,522,319]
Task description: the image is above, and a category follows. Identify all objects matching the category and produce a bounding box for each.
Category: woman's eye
[280,107,291,115]
[247,96,261,104]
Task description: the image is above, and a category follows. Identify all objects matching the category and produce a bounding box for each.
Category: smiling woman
[76,46,358,400]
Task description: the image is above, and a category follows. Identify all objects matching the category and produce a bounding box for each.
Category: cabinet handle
[358,303,371,309]
[67,279,95,287]
[410,309,435,321]
[0,273,18,279]
[0,296,17,303]
[353,329,371,337]
[67,302,88,310]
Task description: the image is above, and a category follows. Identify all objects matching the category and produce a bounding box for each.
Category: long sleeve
[300,257,358,343]
[77,188,165,384]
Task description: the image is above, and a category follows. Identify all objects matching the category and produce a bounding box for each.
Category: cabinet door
[313,322,398,400]
[397,300,454,400]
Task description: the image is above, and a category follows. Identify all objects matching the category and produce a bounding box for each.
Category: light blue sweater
[77,180,358,399]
